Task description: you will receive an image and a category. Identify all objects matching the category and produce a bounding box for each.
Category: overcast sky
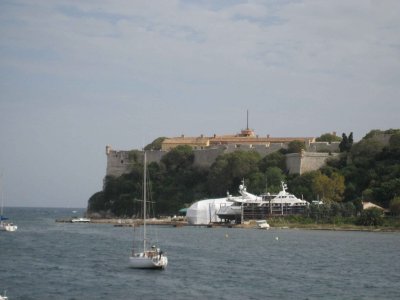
[1,0,399,208]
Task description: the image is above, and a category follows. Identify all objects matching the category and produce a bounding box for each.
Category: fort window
[121,160,124,164]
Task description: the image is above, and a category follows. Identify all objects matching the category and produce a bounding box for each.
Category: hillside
[87,129,400,217]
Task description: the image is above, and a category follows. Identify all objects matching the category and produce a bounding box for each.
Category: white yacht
[217,181,265,221]
[217,181,308,221]
[264,182,309,214]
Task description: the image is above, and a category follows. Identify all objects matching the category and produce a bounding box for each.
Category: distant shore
[56,217,400,232]
[268,223,400,232]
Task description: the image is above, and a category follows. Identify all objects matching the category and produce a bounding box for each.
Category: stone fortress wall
[105,145,166,178]
[286,151,339,175]
[105,130,396,181]
[106,141,340,178]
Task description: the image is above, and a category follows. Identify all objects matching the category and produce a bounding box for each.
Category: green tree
[312,172,345,202]
[350,138,384,168]
[342,202,356,217]
[144,137,166,150]
[265,167,286,193]
[208,151,261,195]
[356,207,384,226]
[389,196,400,216]
[339,133,348,152]
[373,178,400,208]
[362,188,374,201]
[287,140,305,154]
[258,151,286,172]
[389,133,400,152]
[316,133,342,143]
[348,132,354,147]
[87,191,106,213]
[247,171,267,195]
[161,145,194,172]
[312,172,331,200]
[111,194,135,217]
[287,171,319,201]
[339,132,353,152]
[353,198,363,215]
[155,146,210,213]
[330,172,345,202]
[363,129,383,139]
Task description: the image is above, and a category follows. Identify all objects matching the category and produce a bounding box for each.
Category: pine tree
[339,133,348,152]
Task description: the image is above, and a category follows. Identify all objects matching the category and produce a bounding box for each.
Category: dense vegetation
[87,129,400,225]
[315,132,342,143]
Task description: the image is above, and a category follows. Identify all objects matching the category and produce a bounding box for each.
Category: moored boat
[262,182,309,215]
[129,151,168,270]
[0,290,8,300]
[217,181,264,222]
[217,181,309,222]
[0,177,17,232]
[256,220,270,229]
[1,222,18,232]
[71,217,91,223]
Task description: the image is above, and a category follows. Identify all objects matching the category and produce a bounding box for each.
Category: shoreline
[56,218,400,232]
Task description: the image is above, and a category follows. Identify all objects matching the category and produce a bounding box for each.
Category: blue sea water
[1,207,400,300]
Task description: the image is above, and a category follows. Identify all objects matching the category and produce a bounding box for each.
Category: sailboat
[0,290,8,300]
[0,177,17,232]
[128,151,168,269]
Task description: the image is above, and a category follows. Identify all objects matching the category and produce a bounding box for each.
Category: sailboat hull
[0,223,17,232]
[129,255,168,269]
[5,224,18,232]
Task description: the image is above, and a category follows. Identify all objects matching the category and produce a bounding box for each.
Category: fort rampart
[105,141,340,178]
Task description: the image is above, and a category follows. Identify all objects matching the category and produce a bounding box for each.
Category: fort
[105,127,340,178]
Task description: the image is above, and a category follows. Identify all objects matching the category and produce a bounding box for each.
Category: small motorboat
[71,217,91,223]
[256,220,270,229]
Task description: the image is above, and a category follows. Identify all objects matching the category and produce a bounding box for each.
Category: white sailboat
[128,151,168,269]
[0,290,8,300]
[0,177,17,232]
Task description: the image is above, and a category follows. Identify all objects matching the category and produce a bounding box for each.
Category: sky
[0,0,399,208]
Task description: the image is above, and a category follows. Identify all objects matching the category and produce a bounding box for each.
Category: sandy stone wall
[286,152,339,175]
[105,144,339,178]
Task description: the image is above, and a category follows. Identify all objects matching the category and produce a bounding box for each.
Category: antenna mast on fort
[239,109,254,137]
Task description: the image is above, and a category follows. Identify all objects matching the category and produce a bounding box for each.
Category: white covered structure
[186,198,232,225]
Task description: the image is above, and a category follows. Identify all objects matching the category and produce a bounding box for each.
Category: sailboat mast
[0,177,3,225]
[0,176,3,216]
[143,151,147,252]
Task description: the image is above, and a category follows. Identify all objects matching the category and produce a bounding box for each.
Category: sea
[1,207,400,300]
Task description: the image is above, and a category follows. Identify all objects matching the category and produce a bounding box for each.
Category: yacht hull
[129,255,168,269]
